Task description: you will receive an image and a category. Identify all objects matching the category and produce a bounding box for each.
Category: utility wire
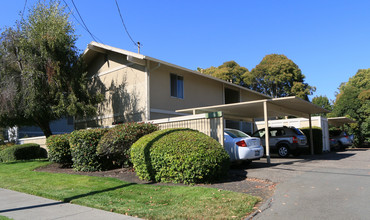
[21,0,27,19]
[62,0,103,43]
[70,0,99,43]
[114,0,138,47]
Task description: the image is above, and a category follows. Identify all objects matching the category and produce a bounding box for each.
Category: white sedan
[224,128,264,162]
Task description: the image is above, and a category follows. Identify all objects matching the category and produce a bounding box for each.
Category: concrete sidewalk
[0,188,140,220]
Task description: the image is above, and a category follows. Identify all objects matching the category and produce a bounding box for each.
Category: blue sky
[1,0,369,101]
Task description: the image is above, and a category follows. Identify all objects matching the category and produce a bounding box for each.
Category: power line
[62,0,103,43]
[70,0,99,43]
[21,0,27,19]
[114,0,138,47]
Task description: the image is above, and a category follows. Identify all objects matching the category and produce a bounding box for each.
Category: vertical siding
[151,114,224,145]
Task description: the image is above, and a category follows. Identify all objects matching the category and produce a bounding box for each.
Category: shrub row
[97,123,158,168]
[46,122,158,171]
[69,128,109,172]
[46,134,72,166]
[130,128,230,184]
[0,143,47,162]
[45,124,231,184]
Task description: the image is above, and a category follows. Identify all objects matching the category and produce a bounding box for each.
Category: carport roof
[327,117,356,126]
[176,96,330,121]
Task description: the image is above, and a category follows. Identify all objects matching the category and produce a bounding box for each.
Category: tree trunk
[35,119,53,138]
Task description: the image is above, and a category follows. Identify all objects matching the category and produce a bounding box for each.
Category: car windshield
[225,129,250,138]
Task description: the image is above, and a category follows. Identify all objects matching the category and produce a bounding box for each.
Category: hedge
[0,143,47,162]
[46,134,72,166]
[69,128,108,171]
[97,122,158,168]
[130,128,230,184]
[301,126,323,154]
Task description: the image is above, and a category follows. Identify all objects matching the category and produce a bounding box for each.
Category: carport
[328,117,356,129]
[177,96,330,163]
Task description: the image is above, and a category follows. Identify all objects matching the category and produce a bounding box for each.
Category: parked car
[251,126,308,157]
[224,128,264,163]
[329,130,352,150]
[329,138,340,150]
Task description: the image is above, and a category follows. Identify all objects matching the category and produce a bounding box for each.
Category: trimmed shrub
[130,128,230,184]
[47,134,72,166]
[97,122,158,168]
[301,126,323,154]
[0,143,15,152]
[69,128,108,171]
[0,143,47,162]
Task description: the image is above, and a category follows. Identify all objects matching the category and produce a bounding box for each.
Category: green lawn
[0,216,13,220]
[0,160,260,219]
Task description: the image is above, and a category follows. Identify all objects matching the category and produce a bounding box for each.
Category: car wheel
[278,144,290,157]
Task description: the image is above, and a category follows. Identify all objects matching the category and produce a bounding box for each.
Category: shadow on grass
[62,183,136,203]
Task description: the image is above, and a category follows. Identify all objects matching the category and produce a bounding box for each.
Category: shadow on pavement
[0,202,63,213]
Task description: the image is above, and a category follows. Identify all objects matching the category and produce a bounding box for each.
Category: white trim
[148,113,209,124]
[150,108,188,116]
[92,64,133,78]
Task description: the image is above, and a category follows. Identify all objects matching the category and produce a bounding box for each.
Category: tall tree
[312,95,333,116]
[244,54,315,100]
[198,61,249,86]
[330,69,370,147]
[0,0,101,137]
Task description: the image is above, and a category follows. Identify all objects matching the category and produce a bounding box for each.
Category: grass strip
[0,160,260,219]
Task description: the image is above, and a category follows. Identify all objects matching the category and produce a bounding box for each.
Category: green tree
[312,95,333,116]
[198,61,249,86]
[244,54,315,100]
[330,69,370,146]
[0,0,101,137]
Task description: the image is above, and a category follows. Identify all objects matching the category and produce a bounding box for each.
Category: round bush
[0,143,47,162]
[69,128,108,171]
[97,122,158,168]
[47,134,72,166]
[130,128,230,184]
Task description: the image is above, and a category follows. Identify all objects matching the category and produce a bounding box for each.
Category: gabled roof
[83,41,271,99]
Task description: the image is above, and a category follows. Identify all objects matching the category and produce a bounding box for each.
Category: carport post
[264,101,271,164]
[309,114,314,155]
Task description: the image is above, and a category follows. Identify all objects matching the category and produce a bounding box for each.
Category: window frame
[170,73,184,99]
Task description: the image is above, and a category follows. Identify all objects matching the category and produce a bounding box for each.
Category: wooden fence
[148,112,224,145]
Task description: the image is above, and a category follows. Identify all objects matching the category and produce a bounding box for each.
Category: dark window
[170,74,184,98]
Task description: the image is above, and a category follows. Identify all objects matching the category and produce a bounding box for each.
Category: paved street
[246,149,370,220]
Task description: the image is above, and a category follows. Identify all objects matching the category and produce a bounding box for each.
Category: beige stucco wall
[150,64,224,114]
[240,89,268,102]
[76,52,147,129]
[149,63,269,119]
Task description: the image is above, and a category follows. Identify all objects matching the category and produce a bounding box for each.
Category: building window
[170,73,184,98]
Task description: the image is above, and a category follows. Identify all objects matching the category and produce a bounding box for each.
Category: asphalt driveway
[246,149,370,220]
